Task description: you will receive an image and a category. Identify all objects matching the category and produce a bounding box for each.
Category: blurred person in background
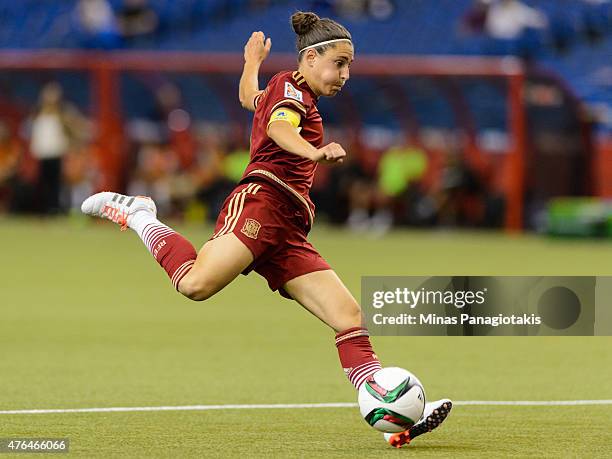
[344,165,377,232]
[459,0,491,36]
[315,0,394,21]
[548,6,578,55]
[117,0,159,45]
[308,126,352,223]
[0,122,21,212]
[191,125,237,221]
[74,0,121,49]
[341,141,429,234]
[484,0,548,58]
[152,83,196,170]
[127,142,178,216]
[376,142,429,230]
[367,0,395,21]
[434,148,503,228]
[581,0,611,44]
[485,0,548,40]
[62,143,99,213]
[125,81,196,218]
[328,0,368,19]
[28,82,88,215]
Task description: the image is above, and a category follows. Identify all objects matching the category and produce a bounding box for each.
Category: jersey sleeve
[260,73,312,120]
[253,91,264,110]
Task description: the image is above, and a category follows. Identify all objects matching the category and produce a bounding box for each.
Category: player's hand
[314,142,346,164]
[244,31,271,64]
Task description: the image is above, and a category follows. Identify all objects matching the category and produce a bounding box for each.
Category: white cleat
[383,399,452,448]
[81,192,156,231]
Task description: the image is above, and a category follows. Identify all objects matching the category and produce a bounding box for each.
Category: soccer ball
[358,367,426,433]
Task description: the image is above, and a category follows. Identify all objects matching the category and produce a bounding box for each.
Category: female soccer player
[81,11,451,447]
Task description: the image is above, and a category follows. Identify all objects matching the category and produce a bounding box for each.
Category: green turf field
[1,217,611,457]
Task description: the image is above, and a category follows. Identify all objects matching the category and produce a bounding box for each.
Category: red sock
[141,223,197,289]
[335,327,382,390]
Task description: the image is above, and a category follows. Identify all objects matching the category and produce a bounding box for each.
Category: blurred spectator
[484,0,548,58]
[117,0,159,43]
[549,9,577,55]
[435,149,503,227]
[152,83,196,169]
[62,144,98,212]
[378,144,427,199]
[459,0,491,36]
[0,122,21,212]
[223,145,250,184]
[345,176,377,232]
[28,82,88,215]
[74,0,121,49]
[367,0,395,21]
[581,0,611,44]
[127,142,178,215]
[435,150,478,226]
[333,0,368,19]
[192,125,236,221]
[376,143,429,230]
[326,0,394,21]
[485,0,548,40]
[333,147,380,232]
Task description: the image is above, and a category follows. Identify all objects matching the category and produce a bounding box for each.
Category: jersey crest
[241,218,261,239]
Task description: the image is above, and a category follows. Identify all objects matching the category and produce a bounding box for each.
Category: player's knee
[339,301,364,329]
[178,275,217,302]
[350,305,364,327]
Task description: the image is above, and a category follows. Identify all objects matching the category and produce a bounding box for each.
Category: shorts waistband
[245,169,314,226]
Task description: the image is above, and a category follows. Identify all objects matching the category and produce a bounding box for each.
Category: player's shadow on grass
[357,443,480,454]
[402,444,479,453]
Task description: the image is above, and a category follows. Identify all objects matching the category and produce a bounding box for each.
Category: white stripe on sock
[143,225,171,248]
[349,362,382,389]
[354,366,381,390]
[148,230,175,254]
[129,209,160,235]
[144,227,172,250]
[171,260,195,288]
[348,361,381,381]
[349,363,380,386]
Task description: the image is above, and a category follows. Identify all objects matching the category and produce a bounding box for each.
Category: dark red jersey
[241,70,323,226]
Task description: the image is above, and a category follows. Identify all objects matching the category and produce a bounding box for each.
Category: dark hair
[291,11,352,58]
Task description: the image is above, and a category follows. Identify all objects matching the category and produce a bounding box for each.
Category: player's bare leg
[177,233,253,301]
[283,270,381,389]
[283,269,363,332]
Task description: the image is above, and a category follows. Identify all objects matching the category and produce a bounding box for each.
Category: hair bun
[291,11,320,35]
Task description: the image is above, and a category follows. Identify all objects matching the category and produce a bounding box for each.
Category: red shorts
[210,179,331,299]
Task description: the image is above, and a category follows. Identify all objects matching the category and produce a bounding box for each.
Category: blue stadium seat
[0,0,609,131]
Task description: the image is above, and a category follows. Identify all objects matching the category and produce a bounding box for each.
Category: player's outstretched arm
[239,31,271,112]
[267,119,347,164]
